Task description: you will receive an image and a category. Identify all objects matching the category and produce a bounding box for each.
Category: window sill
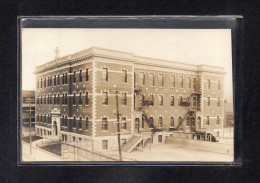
[102,105,108,106]
[101,130,108,132]
[85,105,90,107]
[84,130,89,131]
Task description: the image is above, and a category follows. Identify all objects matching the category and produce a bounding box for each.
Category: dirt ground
[122,143,233,162]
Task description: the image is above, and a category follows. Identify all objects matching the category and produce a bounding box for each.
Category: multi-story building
[22,90,35,136]
[34,47,225,152]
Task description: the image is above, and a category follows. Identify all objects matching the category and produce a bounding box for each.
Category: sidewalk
[21,141,63,162]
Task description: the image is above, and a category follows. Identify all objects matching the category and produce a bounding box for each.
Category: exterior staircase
[121,135,143,153]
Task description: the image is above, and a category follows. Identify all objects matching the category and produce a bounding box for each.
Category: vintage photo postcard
[20,27,234,163]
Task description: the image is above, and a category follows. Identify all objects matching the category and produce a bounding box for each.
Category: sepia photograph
[20,28,234,163]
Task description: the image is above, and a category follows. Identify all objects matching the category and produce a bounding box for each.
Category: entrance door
[178,116,183,126]
[158,135,162,143]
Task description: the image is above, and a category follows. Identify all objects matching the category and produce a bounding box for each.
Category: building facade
[34,47,225,151]
[22,91,35,136]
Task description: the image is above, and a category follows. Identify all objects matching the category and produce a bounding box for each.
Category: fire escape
[177,91,201,134]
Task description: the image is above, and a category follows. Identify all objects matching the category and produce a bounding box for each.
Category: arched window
[102,117,108,130]
[79,92,82,105]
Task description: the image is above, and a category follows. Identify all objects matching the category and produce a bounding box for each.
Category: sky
[22,28,233,99]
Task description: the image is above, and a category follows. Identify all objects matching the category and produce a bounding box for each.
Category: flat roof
[35,47,225,74]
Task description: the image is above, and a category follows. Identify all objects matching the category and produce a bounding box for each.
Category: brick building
[22,90,35,136]
[34,47,225,152]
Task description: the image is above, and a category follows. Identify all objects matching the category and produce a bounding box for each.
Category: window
[102,92,108,105]
[149,73,155,86]
[65,73,68,84]
[102,68,108,81]
[170,96,174,106]
[149,117,154,128]
[170,75,175,87]
[73,116,76,128]
[159,95,163,106]
[54,94,56,104]
[57,94,60,104]
[102,118,108,131]
[62,73,65,84]
[40,79,42,88]
[218,80,221,90]
[40,113,42,122]
[158,117,163,128]
[44,114,46,123]
[37,97,39,104]
[40,95,42,104]
[193,78,197,90]
[170,117,174,127]
[178,96,182,106]
[139,72,145,85]
[86,117,89,130]
[65,93,67,105]
[79,117,82,129]
[62,93,65,105]
[85,92,89,105]
[149,95,154,106]
[206,116,210,125]
[47,77,49,87]
[73,93,76,105]
[44,78,46,87]
[57,75,60,85]
[135,118,140,130]
[158,73,164,86]
[73,71,76,83]
[79,70,82,82]
[102,140,108,150]
[47,94,49,104]
[216,116,220,125]
[217,97,220,107]
[121,117,127,130]
[208,79,211,89]
[54,75,56,86]
[179,76,183,88]
[122,69,127,83]
[79,92,82,105]
[50,94,52,104]
[187,77,191,88]
[36,114,39,122]
[207,97,210,106]
[121,93,127,105]
[50,76,52,86]
[73,137,76,141]
[186,116,190,126]
[86,68,89,81]
[44,95,46,104]
[62,115,65,126]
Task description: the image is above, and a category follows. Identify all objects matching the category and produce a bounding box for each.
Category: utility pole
[29,97,32,155]
[115,90,122,161]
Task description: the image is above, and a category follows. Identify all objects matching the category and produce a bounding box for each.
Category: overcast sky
[22,28,233,99]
